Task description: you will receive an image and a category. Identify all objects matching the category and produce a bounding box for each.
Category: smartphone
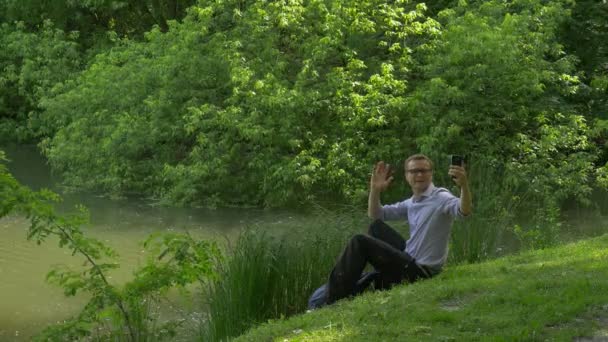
[450,155,464,167]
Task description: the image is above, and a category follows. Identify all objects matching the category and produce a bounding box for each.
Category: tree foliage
[38,0,437,206]
[0,0,196,38]
[561,0,608,123]
[31,0,607,211]
[0,20,82,142]
[0,0,197,143]
[1,0,606,212]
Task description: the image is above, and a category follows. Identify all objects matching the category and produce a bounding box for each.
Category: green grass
[233,234,608,341]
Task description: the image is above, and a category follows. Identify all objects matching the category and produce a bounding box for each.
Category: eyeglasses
[406,169,432,175]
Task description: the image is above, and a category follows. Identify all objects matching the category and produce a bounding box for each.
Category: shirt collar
[412,183,435,202]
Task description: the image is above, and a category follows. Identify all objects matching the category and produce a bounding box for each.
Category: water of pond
[0,145,305,341]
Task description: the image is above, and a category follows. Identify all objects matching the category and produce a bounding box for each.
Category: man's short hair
[404,154,434,170]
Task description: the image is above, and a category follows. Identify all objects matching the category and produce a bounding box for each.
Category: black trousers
[326,219,431,304]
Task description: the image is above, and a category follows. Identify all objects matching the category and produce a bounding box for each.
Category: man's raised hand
[370,161,394,192]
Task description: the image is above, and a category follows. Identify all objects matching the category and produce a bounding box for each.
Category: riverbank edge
[234,233,608,341]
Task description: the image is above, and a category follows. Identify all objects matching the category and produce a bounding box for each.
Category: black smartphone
[450,155,464,167]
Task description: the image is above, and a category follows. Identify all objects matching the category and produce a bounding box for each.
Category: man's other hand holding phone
[449,155,467,187]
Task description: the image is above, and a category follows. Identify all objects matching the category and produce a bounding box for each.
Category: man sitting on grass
[309,154,472,308]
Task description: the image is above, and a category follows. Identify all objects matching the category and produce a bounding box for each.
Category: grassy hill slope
[235,234,608,341]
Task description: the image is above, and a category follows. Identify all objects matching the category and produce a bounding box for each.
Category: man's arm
[368,188,382,220]
[459,182,472,216]
[368,161,393,220]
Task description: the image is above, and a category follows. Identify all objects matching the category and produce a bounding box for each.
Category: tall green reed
[449,157,608,264]
[560,187,608,240]
[199,207,367,341]
[449,161,524,264]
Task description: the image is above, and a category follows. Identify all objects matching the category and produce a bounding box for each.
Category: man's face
[405,159,433,194]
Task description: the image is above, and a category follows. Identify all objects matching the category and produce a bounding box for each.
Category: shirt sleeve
[381,200,409,222]
[438,191,468,219]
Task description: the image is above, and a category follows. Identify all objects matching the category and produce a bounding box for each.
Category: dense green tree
[562,0,608,81]
[0,21,82,142]
[40,0,440,206]
[561,0,608,142]
[37,0,606,210]
[559,0,608,175]
[0,0,196,39]
[0,0,197,143]
[412,0,580,153]
[0,0,604,212]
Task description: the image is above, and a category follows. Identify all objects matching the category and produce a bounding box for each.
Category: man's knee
[348,233,374,250]
[368,219,385,236]
[351,233,368,244]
